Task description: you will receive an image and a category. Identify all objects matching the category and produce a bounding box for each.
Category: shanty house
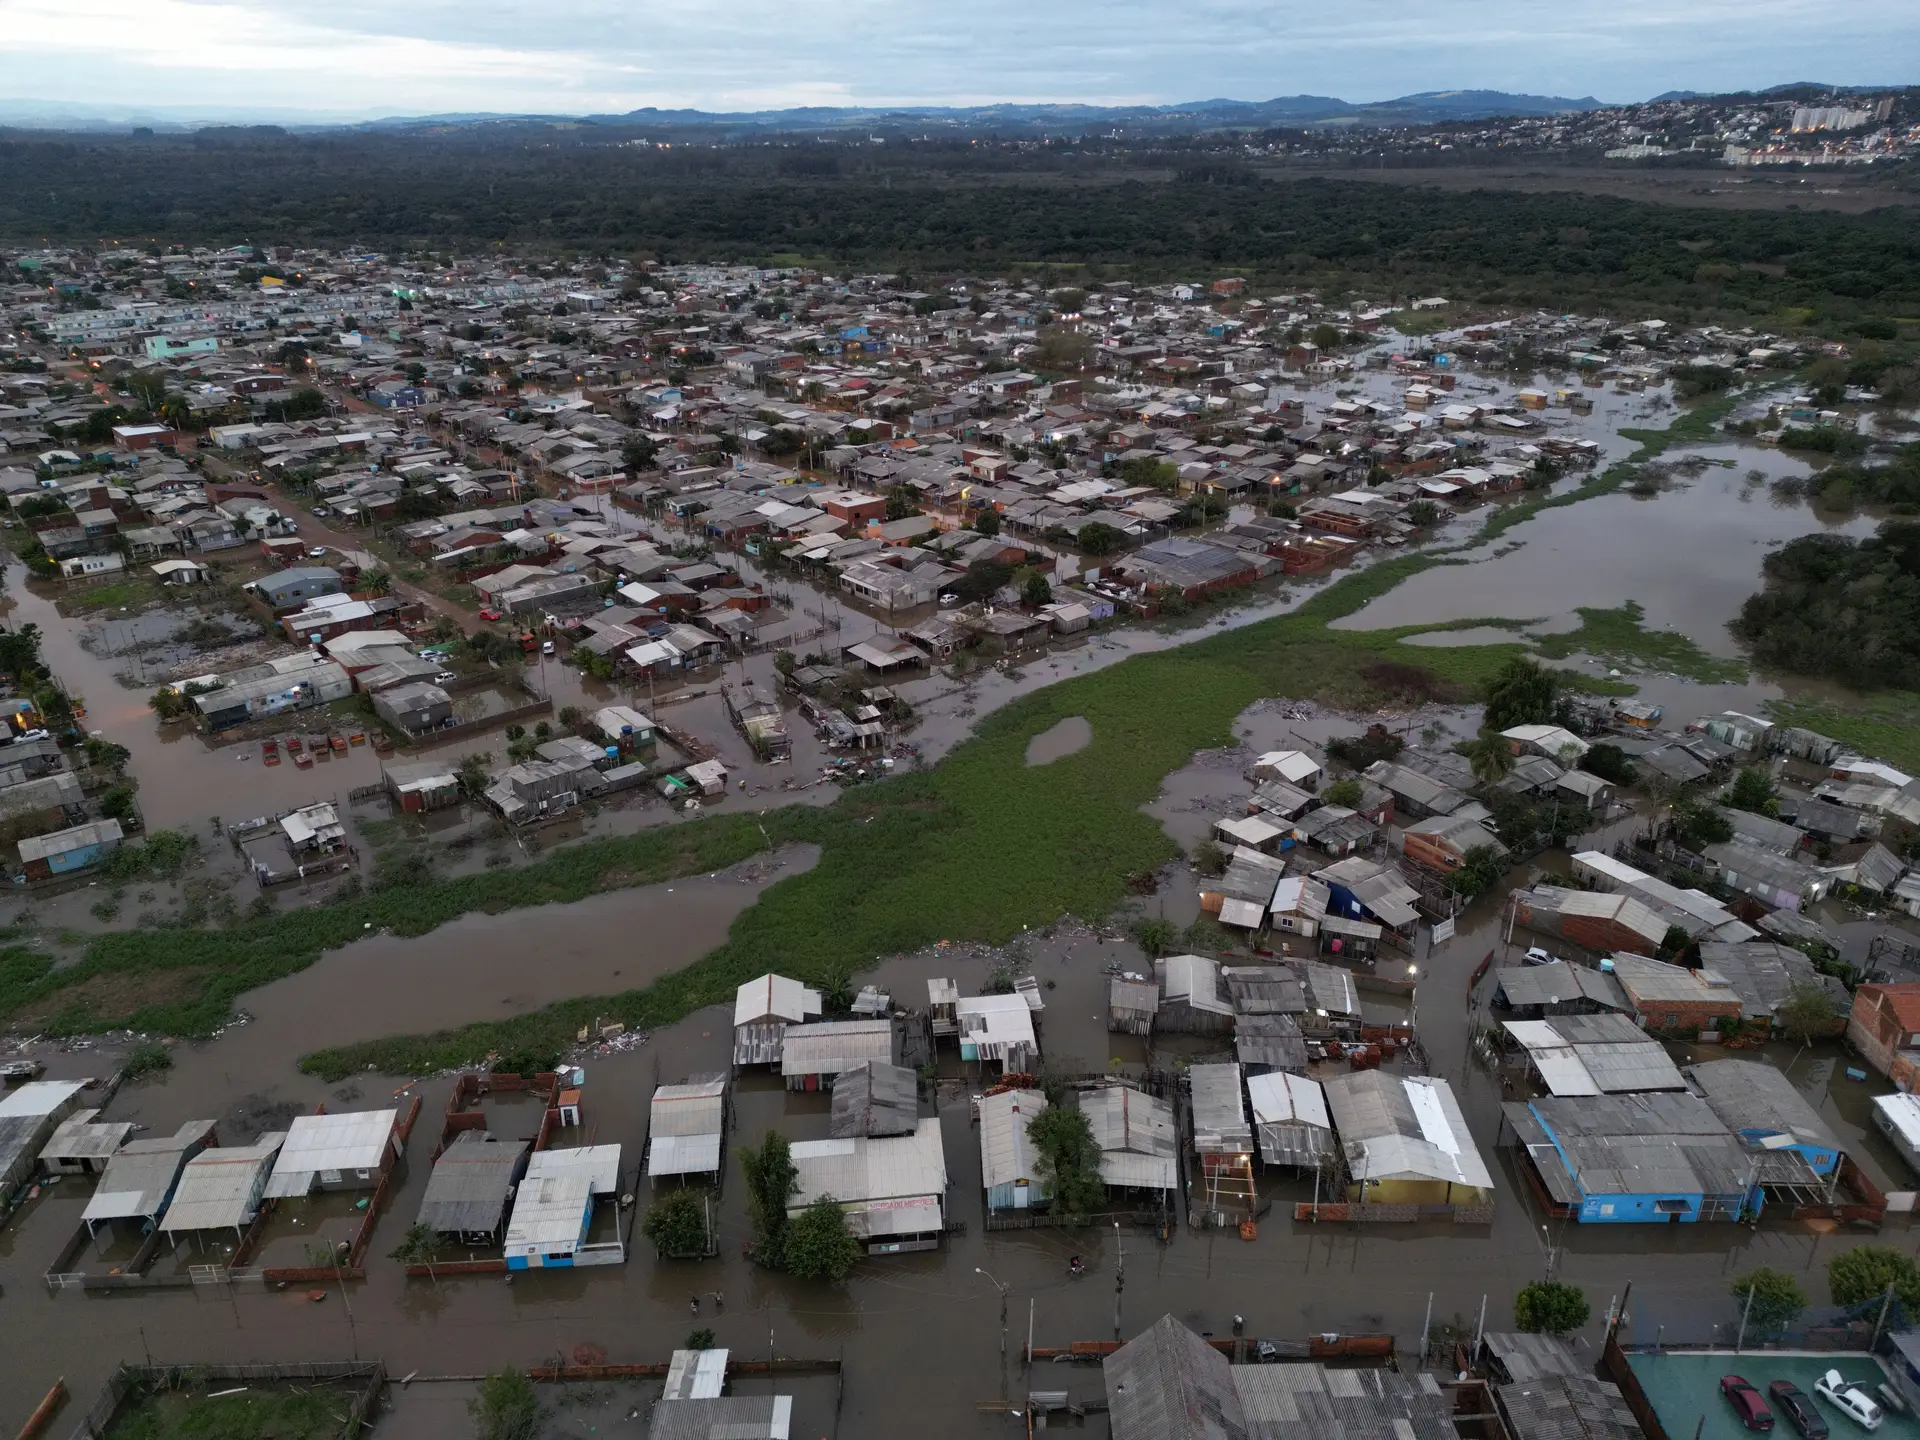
[956,994,1039,1072]
[1189,1062,1255,1217]
[781,1019,895,1091]
[979,1088,1050,1211]
[1246,1071,1334,1170]
[829,1062,919,1139]
[1107,973,1159,1036]
[1154,954,1235,1035]
[263,1109,401,1198]
[1234,1013,1308,1074]
[1848,983,1920,1090]
[1608,953,1744,1035]
[415,1131,528,1243]
[1323,1071,1493,1208]
[504,1145,624,1269]
[1077,1084,1178,1198]
[1500,1013,1686,1097]
[732,973,823,1068]
[158,1133,287,1247]
[647,1079,727,1184]
[38,1108,131,1176]
[1493,961,1632,1018]
[789,1116,948,1253]
[82,1120,218,1237]
[0,1079,91,1197]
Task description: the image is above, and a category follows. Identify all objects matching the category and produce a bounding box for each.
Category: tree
[740,1130,796,1267]
[1483,658,1560,732]
[1078,520,1123,557]
[99,785,138,824]
[685,1328,717,1350]
[1027,1103,1109,1222]
[1776,981,1843,1044]
[1580,743,1638,786]
[1407,499,1440,527]
[884,484,920,521]
[1448,845,1509,900]
[1323,777,1364,808]
[784,1196,862,1281]
[1513,1281,1591,1335]
[1023,573,1053,609]
[1671,798,1734,852]
[1828,1246,1920,1312]
[0,623,43,678]
[389,1222,444,1271]
[1731,1268,1808,1334]
[1119,456,1179,493]
[83,737,131,776]
[972,508,1001,536]
[1132,916,1178,957]
[642,1187,710,1259]
[1462,729,1515,787]
[471,1370,540,1440]
[1191,839,1228,876]
[1726,767,1780,817]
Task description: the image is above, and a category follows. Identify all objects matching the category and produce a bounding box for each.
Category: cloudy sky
[0,0,1913,120]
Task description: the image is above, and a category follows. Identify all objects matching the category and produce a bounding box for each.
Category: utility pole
[1735,1282,1755,1353]
[1114,1220,1125,1340]
[1420,1292,1433,1368]
[1027,1297,1035,1370]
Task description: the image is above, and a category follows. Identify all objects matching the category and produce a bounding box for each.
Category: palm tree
[1465,729,1515,787]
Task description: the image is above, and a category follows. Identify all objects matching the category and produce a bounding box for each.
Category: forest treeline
[4,130,1919,319]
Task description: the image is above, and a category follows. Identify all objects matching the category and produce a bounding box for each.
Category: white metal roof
[38,1108,129,1163]
[0,1079,86,1119]
[1254,750,1321,785]
[1246,1071,1330,1131]
[263,1109,396,1198]
[734,973,822,1027]
[1876,1093,1920,1152]
[663,1349,729,1401]
[504,1170,594,1249]
[956,995,1038,1060]
[160,1134,286,1233]
[525,1143,622,1194]
[650,1080,726,1137]
[1219,898,1267,930]
[1216,815,1283,848]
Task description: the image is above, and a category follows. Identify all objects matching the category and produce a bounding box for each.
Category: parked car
[1770,1382,1829,1440]
[1814,1372,1883,1431]
[1722,1375,1775,1431]
[477,607,504,622]
[311,506,329,517]
[1523,946,1559,967]
[540,640,556,656]
[306,547,328,558]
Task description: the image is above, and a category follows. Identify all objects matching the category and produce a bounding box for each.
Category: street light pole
[976,1268,1010,1357]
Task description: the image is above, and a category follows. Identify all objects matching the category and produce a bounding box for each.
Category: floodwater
[1024,716,1091,767]
[1334,445,1879,659]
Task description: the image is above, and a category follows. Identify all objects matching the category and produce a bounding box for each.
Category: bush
[642,1187,710,1259]
[121,1038,171,1082]
[1132,916,1177,957]
[1190,840,1228,877]
[1828,1246,1920,1311]
[741,1130,796,1267]
[471,1370,540,1440]
[1580,743,1638,786]
[1323,777,1363,808]
[1731,1267,1807,1333]
[784,1196,861,1281]
[1513,1281,1591,1335]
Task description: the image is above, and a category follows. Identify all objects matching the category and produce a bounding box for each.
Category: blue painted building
[1505,1092,1763,1224]
[1686,1058,1843,1176]
[17,818,124,880]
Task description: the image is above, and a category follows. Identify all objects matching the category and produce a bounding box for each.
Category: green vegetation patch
[1532,601,1748,684]
[1769,692,1920,776]
[106,1383,354,1440]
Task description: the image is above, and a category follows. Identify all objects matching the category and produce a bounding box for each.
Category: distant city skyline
[0,0,1913,123]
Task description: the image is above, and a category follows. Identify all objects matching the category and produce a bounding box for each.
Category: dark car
[1769,1381,1828,1440]
[1723,1375,1775,1431]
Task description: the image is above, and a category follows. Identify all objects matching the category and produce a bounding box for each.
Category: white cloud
[0,0,1912,116]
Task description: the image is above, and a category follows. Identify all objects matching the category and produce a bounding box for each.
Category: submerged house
[781,1019,895,1091]
[789,1116,948,1254]
[979,1088,1050,1212]
[1686,1059,1842,1177]
[504,1144,625,1269]
[159,1133,287,1248]
[1246,1070,1334,1170]
[1154,954,1235,1035]
[1189,1062,1255,1218]
[263,1109,401,1199]
[1323,1071,1493,1209]
[38,1108,132,1177]
[1078,1083,1179,1199]
[415,1131,529,1244]
[732,972,824,1069]
[82,1120,218,1237]
[647,1079,728,1185]
[956,993,1039,1073]
[0,1079,90,1198]
[1108,973,1159,1036]
[829,1062,920,1139]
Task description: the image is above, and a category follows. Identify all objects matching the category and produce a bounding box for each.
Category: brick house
[1848,984,1920,1091]
[1609,952,1744,1036]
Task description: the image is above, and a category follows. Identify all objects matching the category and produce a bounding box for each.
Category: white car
[1523,946,1559,967]
[1815,1370,1884,1431]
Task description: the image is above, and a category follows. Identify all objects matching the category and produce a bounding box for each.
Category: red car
[1722,1375,1775,1431]
[477,607,504,622]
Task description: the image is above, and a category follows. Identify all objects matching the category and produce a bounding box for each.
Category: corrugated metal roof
[647,1394,792,1440]
[526,1144,621,1194]
[505,1170,594,1250]
[38,1108,131,1163]
[0,1079,86,1119]
[650,1080,727,1138]
[264,1109,396,1198]
[662,1349,729,1402]
[1189,1063,1251,1154]
[781,1020,895,1076]
[829,1062,919,1138]
[1103,1315,1244,1440]
[416,1131,527,1233]
[979,1089,1048,1192]
[84,1120,217,1224]
[1323,1072,1493,1191]
[1687,1059,1841,1152]
[648,1133,722,1178]
[790,1116,947,1219]
[160,1134,286,1233]
[733,972,821,1027]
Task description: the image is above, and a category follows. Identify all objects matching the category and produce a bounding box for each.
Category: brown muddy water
[1024,716,1092,767]
[7,867,1920,1438]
